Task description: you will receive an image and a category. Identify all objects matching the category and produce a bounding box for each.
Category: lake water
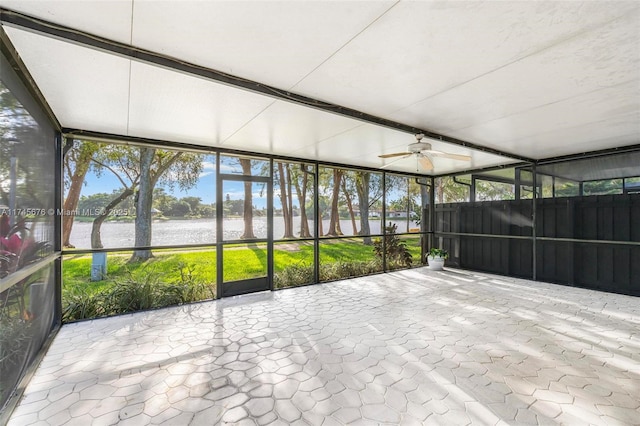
[68,217,420,249]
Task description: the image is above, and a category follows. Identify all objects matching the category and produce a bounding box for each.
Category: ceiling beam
[536,143,640,166]
[0,7,534,163]
[0,24,60,130]
[62,127,432,179]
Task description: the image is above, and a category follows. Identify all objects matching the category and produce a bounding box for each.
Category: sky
[78,154,410,211]
[81,159,274,209]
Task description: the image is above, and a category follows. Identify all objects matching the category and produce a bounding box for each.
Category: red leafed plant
[1,213,50,320]
[1,213,48,277]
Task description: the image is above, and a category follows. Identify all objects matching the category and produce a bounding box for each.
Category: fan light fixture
[378,134,471,171]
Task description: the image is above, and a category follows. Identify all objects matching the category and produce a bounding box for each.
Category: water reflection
[68,218,420,248]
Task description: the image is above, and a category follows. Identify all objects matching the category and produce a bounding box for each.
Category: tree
[276,162,294,238]
[91,188,135,249]
[285,164,294,233]
[78,193,114,213]
[239,158,256,239]
[89,145,141,249]
[316,195,331,236]
[224,198,244,216]
[166,200,191,217]
[325,168,344,236]
[130,148,203,261]
[435,176,470,203]
[293,164,312,238]
[583,179,623,196]
[355,172,373,244]
[181,196,203,215]
[76,190,135,221]
[152,187,177,214]
[475,180,515,201]
[131,148,155,259]
[554,180,579,197]
[406,178,423,230]
[1,83,51,214]
[354,172,387,244]
[62,140,98,247]
[199,204,215,218]
[341,171,358,235]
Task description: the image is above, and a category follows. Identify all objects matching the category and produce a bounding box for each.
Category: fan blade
[380,154,412,169]
[418,155,434,171]
[378,151,412,159]
[426,150,471,161]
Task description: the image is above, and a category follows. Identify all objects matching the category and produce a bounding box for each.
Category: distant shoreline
[68,217,419,250]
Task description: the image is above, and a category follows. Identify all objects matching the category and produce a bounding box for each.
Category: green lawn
[63,237,424,292]
[63,250,218,294]
[62,236,425,321]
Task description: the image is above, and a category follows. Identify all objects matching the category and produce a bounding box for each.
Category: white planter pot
[427,256,445,271]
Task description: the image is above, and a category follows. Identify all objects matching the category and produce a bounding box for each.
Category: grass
[62,237,426,321]
[63,237,425,293]
[63,250,218,294]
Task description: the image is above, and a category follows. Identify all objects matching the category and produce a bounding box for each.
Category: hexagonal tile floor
[8,267,640,425]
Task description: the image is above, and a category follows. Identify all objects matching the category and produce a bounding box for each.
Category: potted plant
[427,247,448,271]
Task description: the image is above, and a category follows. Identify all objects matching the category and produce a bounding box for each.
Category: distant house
[352,206,381,218]
[625,180,640,194]
[387,211,408,218]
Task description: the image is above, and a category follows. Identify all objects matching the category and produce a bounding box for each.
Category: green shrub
[0,318,33,405]
[275,259,383,287]
[319,259,382,282]
[373,223,413,268]
[62,263,214,322]
[105,267,168,313]
[62,290,105,321]
[274,263,314,289]
[164,263,215,303]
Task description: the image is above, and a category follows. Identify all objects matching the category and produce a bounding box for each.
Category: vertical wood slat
[631,196,640,242]
[435,194,638,296]
[567,198,575,285]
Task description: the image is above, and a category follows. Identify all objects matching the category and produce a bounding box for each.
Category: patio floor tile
[8,267,640,425]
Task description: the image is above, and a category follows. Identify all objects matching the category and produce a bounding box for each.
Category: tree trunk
[294,166,311,238]
[62,138,74,157]
[407,193,411,232]
[286,164,294,236]
[436,178,444,204]
[91,188,134,249]
[341,179,358,235]
[63,143,96,247]
[130,148,155,261]
[277,163,293,238]
[240,159,256,239]
[420,183,429,262]
[356,172,372,245]
[62,140,98,248]
[277,163,288,237]
[326,169,343,236]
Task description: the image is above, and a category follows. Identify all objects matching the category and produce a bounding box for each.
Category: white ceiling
[1,0,639,175]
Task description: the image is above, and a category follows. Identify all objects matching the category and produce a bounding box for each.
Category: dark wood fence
[435,194,640,296]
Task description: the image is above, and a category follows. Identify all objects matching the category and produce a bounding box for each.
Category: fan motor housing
[408,142,431,153]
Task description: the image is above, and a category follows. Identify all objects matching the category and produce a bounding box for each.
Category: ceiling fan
[378,133,471,171]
